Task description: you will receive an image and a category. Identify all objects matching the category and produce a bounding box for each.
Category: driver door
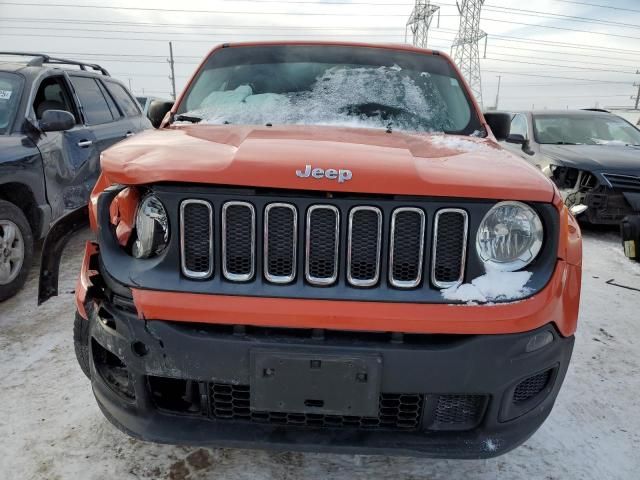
[32,74,98,221]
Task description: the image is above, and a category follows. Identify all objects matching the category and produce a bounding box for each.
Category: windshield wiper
[174,114,202,124]
[551,141,582,145]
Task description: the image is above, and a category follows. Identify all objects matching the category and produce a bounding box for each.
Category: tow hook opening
[92,339,135,401]
[148,376,204,414]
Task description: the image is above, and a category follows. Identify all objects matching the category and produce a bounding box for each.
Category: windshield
[0,72,23,134]
[176,45,480,134]
[533,114,640,146]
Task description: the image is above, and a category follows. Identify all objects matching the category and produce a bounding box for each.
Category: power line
[551,0,640,14]
[483,57,637,75]
[482,70,634,84]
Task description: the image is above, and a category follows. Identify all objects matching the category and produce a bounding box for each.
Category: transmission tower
[405,1,440,49]
[451,0,487,106]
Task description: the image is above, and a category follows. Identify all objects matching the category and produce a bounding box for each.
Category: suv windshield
[0,72,23,134]
[534,114,640,146]
[177,45,480,134]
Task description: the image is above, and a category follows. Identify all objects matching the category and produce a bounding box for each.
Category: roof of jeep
[211,40,440,56]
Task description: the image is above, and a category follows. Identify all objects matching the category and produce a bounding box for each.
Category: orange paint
[80,41,582,339]
[75,242,99,320]
[131,260,580,337]
[109,187,140,247]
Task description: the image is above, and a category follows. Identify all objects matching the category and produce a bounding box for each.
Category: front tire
[0,200,33,301]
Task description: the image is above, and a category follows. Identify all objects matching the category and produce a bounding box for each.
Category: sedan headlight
[476,201,543,271]
[131,195,169,259]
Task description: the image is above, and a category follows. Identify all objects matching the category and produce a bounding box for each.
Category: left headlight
[132,194,169,259]
[476,201,543,271]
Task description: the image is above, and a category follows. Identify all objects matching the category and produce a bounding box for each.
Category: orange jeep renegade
[39,42,582,458]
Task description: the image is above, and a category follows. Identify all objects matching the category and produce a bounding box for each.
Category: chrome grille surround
[431,208,469,289]
[389,207,426,289]
[347,206,382,287]
[221,201,256,282]
[264,202,298,284]
[305,205,340,286]
[180,199,214,279]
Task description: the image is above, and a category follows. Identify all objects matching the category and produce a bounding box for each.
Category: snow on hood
[441,270,533,303]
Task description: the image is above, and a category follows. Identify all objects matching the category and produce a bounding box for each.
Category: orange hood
[100,125,555,202]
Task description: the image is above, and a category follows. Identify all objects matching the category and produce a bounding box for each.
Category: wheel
[74,312,91,379]
[0,200,34,301]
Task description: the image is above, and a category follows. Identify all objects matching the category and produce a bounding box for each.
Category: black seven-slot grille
[180,199,469,289]
[602,173,640,192]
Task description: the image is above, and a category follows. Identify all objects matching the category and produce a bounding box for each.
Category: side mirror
[39,110,75,132]
[483,112,511,141]
[148,100,174,129]
[506,133,527,145]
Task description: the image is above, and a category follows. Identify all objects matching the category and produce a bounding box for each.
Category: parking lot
[0,227,638,480]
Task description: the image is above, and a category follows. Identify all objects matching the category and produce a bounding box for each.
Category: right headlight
[476,201,543,271]
[131,194,170,259]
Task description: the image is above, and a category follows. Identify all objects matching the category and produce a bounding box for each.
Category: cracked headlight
[132,195,169,259]
[476,201,543,271]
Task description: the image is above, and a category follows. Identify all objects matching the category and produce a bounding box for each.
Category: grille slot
[431,394,486,430]
[264,203,297,284]
[209,383,424,431]
[347,207,382,287]
[222,201,256,281]
[513,369,552,404]
[180,200,213,279]
[603,173,640,192]
[389,208,426,288]
[431,209,468,288]
[305,205,340,285]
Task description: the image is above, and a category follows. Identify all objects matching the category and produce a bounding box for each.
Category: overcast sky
[1,0,638,111]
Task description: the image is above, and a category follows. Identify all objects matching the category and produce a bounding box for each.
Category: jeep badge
[296,165,353,183]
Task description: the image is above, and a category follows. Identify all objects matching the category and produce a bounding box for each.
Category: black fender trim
[38,204,89,305]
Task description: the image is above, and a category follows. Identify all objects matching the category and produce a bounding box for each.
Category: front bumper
[85,296,574,458]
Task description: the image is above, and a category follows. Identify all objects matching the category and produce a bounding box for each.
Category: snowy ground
[1,228,639,480]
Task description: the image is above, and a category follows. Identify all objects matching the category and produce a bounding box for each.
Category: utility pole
[405,1,440,48]
[451,0,487,107]
[632,70,640,110]
[168,41,177,100]
[494,75,501,110]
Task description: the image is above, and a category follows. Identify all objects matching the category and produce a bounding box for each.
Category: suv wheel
[0,200,34,301]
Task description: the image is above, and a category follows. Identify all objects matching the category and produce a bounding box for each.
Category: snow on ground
[1,228,639,479]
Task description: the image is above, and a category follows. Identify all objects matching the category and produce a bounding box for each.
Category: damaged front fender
[38,205,89,305]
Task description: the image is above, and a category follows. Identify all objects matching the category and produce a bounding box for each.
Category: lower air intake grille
[431,394,486,430]
[222,202,255,281]
[513,369,552,404]
[432,209,468,288]
[210,383,424,430]
[180,200,213,278]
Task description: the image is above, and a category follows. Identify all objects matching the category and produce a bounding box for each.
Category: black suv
[0,52,151,300]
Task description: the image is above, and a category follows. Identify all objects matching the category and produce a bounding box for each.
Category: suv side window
[69,76,114,125]
[33,76,79,122]
[510,114,529,139]
[105,81,141,117]
[97,80,122,120]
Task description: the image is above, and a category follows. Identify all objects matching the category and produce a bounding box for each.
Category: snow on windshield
[181,66,455,132]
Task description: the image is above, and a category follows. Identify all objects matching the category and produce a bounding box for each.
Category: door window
[69,76,114,125]
[510,114,529,139]
[105,81,141,117]
[33,76,79,122]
